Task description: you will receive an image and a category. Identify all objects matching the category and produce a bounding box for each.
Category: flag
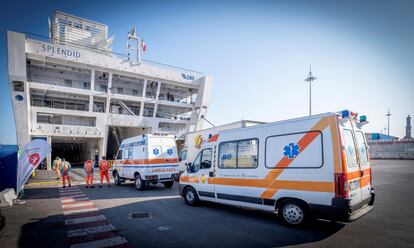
[16,139,51,193]
[142,39,147,52]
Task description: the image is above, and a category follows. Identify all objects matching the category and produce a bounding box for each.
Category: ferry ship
[7,11,212,169]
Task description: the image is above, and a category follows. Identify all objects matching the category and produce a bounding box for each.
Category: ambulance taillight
[335,173,349,198]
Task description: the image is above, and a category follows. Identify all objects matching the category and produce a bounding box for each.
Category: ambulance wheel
[114,171,122,186]
[134,174,145,191]
[163,181,174,188]
[184,187,199,206]
[278,199,308,226]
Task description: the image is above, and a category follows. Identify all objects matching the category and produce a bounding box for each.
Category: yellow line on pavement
[28,181,60,185]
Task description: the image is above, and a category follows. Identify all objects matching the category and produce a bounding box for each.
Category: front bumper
[311,189,375,222]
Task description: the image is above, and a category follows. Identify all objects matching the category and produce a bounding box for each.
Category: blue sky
[1,0,413,144]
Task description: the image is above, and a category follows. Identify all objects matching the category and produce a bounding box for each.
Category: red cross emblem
[29,153,40,166]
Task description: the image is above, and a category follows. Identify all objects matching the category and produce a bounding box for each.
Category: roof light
[341,110,350,118]
[350,111,358,118]
[360,115,367,122]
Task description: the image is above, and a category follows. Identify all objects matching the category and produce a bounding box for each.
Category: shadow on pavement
[84,185,345,248]
[18,213,68,248]
[10,184,344,248]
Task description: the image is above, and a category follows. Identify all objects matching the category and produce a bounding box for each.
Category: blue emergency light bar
[341,110,350,118]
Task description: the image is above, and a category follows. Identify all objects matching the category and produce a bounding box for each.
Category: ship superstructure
[7,11,212,168]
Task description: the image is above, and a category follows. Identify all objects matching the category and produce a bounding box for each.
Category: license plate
[159,174,170,179]
[349,179,360,191]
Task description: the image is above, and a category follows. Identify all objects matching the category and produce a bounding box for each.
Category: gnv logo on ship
[181,73,195,81]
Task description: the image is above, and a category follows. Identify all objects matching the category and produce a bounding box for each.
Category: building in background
[403,115,413,140]
[366,115,414,159]
[7,11,212,169]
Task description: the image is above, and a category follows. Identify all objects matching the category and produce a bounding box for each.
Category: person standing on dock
[84,158,95,188]
[99,156,111,187]
[52,157,61,179]
[61,158,72,188]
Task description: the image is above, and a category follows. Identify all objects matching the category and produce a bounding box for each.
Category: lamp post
[386,109,391,136]
[304,65,317,116]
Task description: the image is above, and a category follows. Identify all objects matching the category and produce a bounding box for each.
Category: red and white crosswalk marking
[59,186,131,248]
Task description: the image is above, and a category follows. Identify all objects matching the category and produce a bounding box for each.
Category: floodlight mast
[304,65,317,116]
[386,109,392,136]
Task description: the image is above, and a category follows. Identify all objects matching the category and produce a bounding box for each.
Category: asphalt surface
[1,160,413,248]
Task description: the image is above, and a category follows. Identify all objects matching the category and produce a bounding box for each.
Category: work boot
[108,184,110,187]
[86,185,89,188]
[69,184,71,187]
[63,185,66,188]
[99,185,102,188]
[90,185,95,188]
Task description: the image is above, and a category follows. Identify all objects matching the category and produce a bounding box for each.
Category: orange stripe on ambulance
[179,110,375,226]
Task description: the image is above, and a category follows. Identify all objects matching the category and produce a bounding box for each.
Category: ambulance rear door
[341,126,363,206]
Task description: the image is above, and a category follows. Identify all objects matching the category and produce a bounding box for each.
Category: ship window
[13,81,24,92]
[83,82,90,90]
[132,89,139,96]
[64,79,72,87]
[100,85,107,92]
[117,87,124,94]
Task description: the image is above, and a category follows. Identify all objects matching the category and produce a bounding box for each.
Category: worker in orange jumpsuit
[99,156,111,187]
[61,158,71,188]
[84,159,95,188]
[53,157,61,179]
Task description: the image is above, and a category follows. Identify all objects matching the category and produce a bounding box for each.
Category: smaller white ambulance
[112,134,180,190]
[179,110,375,226]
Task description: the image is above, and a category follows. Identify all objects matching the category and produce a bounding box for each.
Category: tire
[114,171,122,186]
[163,181,174,188]
[183,187,199,206]
[278,199,308,226]
[134,174,145,191]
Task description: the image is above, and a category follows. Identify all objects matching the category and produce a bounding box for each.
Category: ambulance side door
[189,147,215,200]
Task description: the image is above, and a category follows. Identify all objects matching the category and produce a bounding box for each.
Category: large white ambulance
[179,110,375,226]
[112,134,180,190]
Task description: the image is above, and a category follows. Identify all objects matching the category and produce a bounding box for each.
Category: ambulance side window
[192,148,212,172]
[127,148,133,159]
[179,150,187,162]
[116,150,123,160]
[219,139,258,169]
[200,149,212,169]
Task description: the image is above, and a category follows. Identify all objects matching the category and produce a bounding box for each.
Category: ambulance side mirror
[186,162,194,173]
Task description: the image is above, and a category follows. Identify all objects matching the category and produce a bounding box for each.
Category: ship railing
[24,32,205,81]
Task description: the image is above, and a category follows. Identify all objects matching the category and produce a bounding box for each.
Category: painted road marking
[61,194,87,198]
[70,236,128,248]
[61,197,89,203]
[67,224,116,237]
[65,215,107,225]
[60,189,82,196]
[62,201,95,209]
[66,220,110,230]
[63,207,100,215]
[59,189,81,193]
[68,231,118,246]
[59,187,130,247]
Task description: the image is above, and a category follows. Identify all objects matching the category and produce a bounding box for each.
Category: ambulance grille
[129,212,151,219]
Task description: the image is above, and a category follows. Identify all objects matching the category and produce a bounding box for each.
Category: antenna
[125,27,142,64]
[304,65,317,116]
